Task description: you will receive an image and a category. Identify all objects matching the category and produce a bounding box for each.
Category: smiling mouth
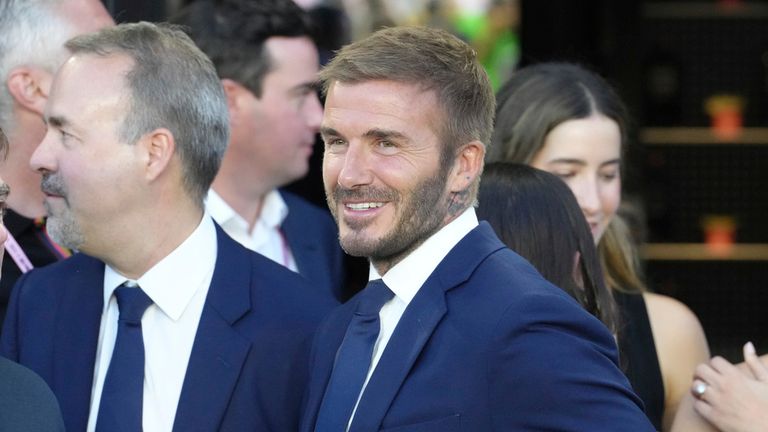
[345,202,384,210]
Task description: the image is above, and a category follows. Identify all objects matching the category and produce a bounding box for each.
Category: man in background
[0,0,114,331]
[172,0,347,300]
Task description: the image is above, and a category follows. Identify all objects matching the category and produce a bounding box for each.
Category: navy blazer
[1,224,338,432]
[281,190,345,300]
[301,223,655,432]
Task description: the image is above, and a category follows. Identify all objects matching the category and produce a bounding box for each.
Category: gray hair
[65,22,229,204]
[0,0,74,132]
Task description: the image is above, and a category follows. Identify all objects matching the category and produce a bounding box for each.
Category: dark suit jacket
[281,190,345,300]
[1,224,338,432]
[301,223,655,432]
[0,210,63,333]
[0,356,64,431]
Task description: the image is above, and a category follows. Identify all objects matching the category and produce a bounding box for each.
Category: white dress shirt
[347,207,479,428]
[87,214,218,432]
[206,189,297,271]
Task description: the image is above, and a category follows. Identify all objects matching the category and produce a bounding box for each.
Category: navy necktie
[96,284,153,432]
[315,279,395,432]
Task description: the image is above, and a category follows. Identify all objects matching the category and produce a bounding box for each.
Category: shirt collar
[370,207,478,305]
[205,188,288,232]
[260,190,289,230]
[103,214,218,321]
[205,189,238,226]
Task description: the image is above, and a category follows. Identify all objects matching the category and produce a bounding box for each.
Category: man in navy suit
[0,22,336,431]
[300,26,656,431]
[171,0,347,300]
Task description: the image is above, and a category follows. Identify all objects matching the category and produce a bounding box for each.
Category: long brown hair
[490,62,646,294]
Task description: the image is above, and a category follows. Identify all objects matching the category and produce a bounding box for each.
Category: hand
[691,342,768,432]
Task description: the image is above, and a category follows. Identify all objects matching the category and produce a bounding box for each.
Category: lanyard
[5,231,33,273]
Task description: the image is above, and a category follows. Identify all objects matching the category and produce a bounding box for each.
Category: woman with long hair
[489,62,710,431]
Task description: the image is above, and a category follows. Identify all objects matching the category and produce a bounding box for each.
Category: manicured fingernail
[746,341,756,355]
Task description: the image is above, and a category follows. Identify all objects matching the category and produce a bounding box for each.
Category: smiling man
[300,26,656,432]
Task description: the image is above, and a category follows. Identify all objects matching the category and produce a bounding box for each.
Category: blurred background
[103,0,768,362]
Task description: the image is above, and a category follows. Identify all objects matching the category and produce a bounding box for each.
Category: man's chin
[339,234,379,258]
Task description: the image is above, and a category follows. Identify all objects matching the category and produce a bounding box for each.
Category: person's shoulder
[475,246,567,298]
[643,291,709,357]
[643,291,705,333]
[281,189,325,212]
[280,190,335,223]
[451,246,587,328]
[15,252,101,291]
[643,291,710,421]
[25,252,98,276]
[0,357,64,431]
[243,243,339,306]
[0,356,49,392]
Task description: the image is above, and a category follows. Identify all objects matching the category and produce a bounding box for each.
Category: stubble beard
[328,168,451,270]
[44,200,85,251]
[41,174,85,250]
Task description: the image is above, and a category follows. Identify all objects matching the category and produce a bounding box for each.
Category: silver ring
[693,381,708,398]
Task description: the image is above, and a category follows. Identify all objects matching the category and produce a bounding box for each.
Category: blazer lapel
[300,306,355,432]
[52,255,105,432]
[350,223,505,432]
[280,197,321,280]
[172,225,252,431]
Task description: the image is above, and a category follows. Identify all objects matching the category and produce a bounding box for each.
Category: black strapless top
[615,291,664,431]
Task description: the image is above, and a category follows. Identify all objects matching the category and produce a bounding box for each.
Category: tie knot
[114,285,153,325]
[356,279,394,316]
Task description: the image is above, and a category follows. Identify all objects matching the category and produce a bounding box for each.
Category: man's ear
[140,128,175,182]
[448,140,486,193]
[220,78,251,128]
[6,66,53,116]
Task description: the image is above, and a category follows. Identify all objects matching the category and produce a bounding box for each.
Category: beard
[41,174,84,250]
[327,163,451,265]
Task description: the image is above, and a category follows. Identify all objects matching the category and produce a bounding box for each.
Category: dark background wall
[521,0,768,361]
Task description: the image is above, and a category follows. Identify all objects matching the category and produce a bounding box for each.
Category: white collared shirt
[87,214,218,432]
[347,207,479,428]
[206,189,297,271]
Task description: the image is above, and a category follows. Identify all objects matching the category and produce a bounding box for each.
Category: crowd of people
[0,0,764,431]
